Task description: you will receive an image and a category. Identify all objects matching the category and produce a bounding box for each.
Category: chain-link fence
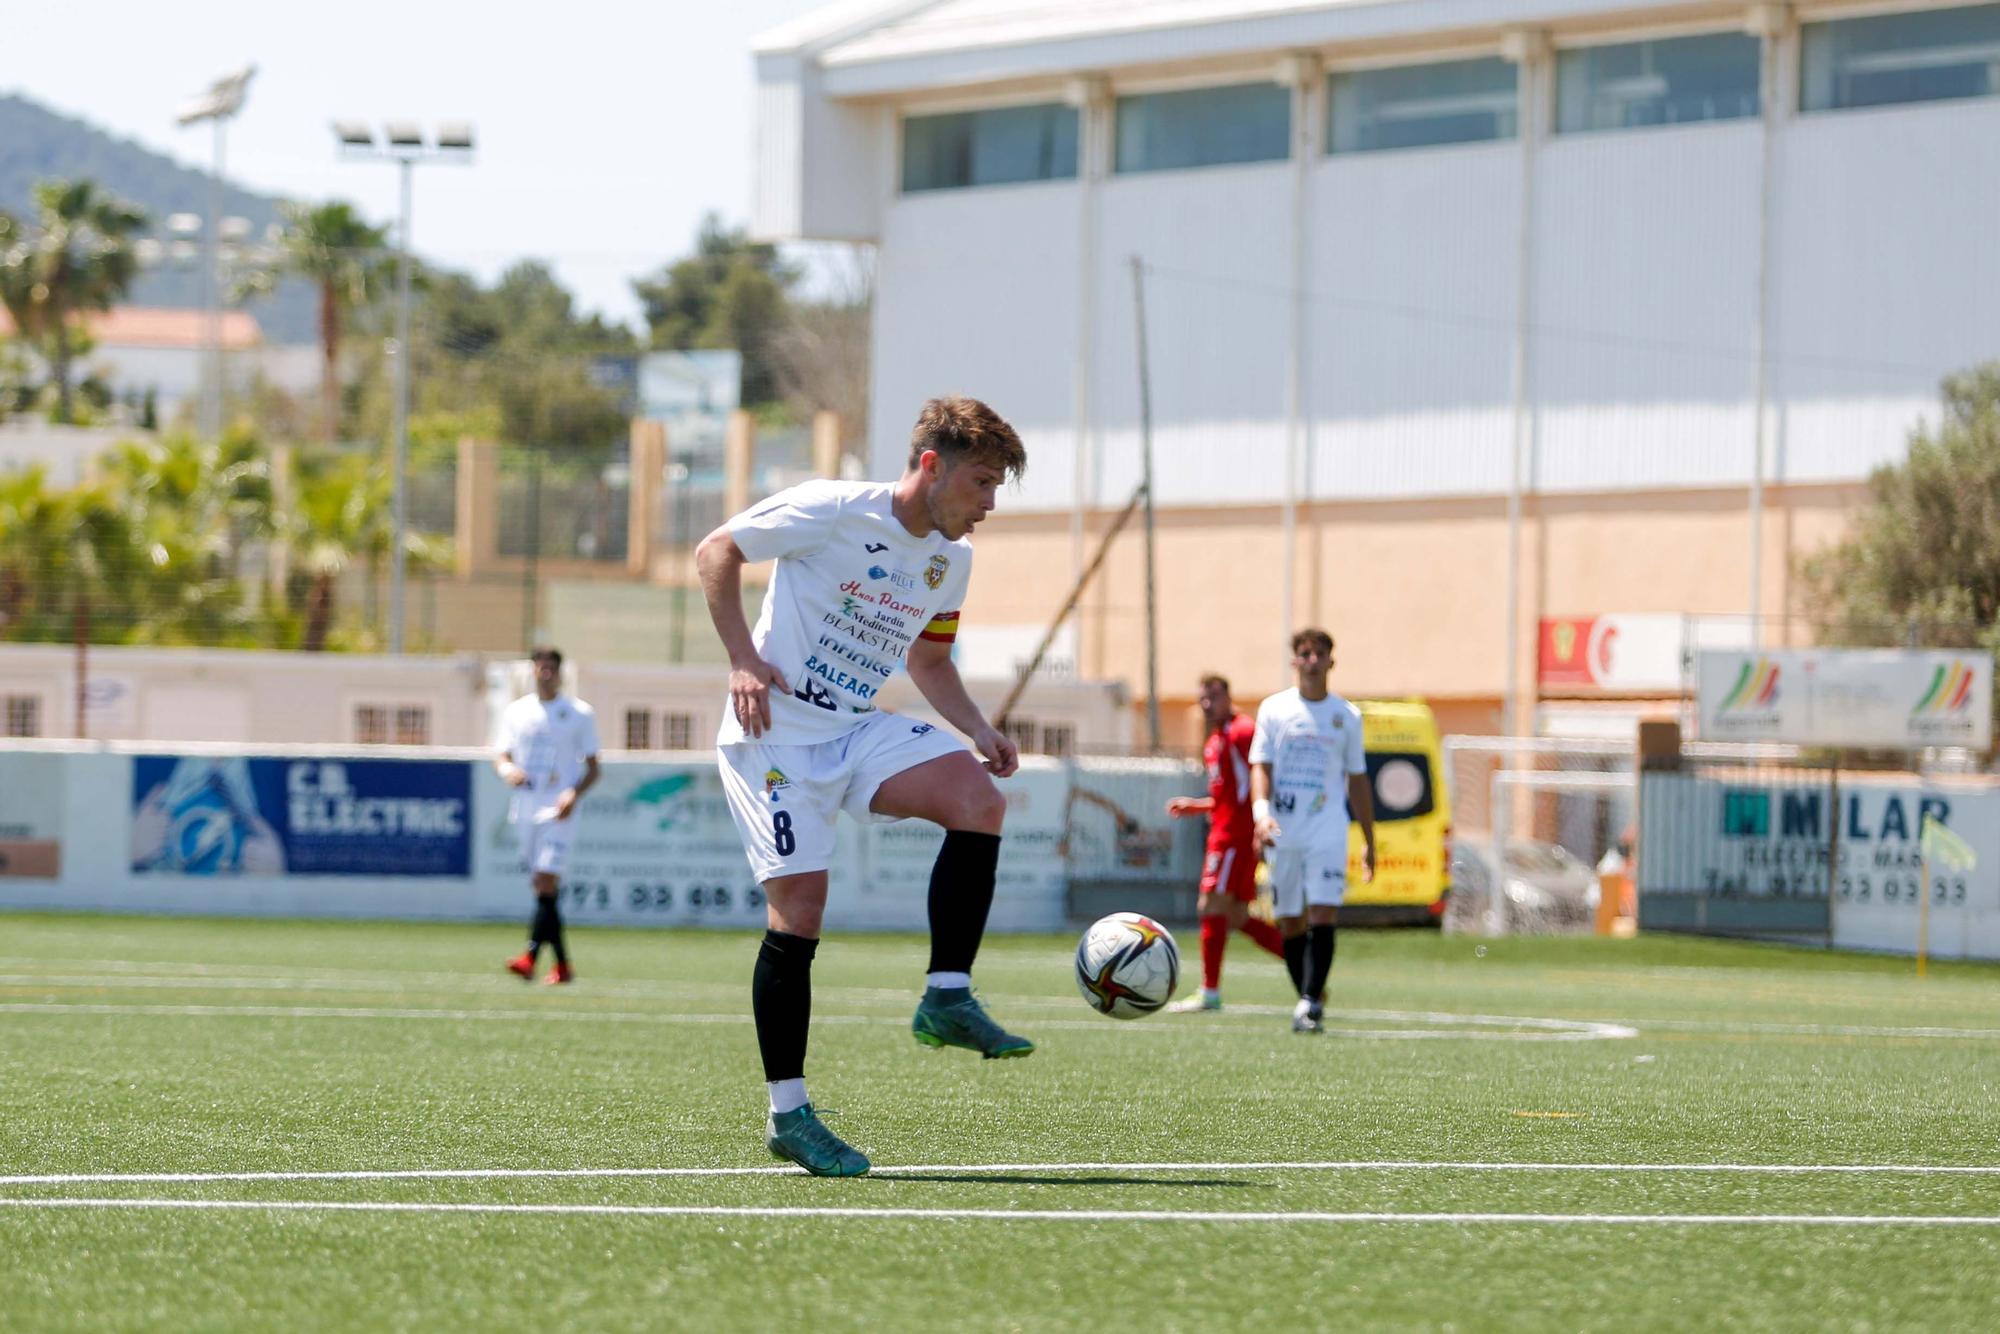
[1057,756,1208,924]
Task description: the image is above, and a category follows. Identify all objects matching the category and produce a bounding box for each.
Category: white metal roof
[816,0,1390,65]
[754,0,1722,97]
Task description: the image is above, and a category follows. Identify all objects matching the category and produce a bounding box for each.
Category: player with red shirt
[1165,673,1287,1012]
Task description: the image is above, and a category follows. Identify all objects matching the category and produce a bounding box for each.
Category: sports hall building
[752,0,2000,745]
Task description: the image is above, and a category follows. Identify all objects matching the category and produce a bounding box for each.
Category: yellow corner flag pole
[1917,813,1980,979]
[1918,840,1931,980]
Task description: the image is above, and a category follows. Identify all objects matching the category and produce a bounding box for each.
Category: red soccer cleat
[505,952,536,981]
[544,962,575,986]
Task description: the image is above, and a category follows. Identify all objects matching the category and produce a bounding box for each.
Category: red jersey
[1204,713,1257,851]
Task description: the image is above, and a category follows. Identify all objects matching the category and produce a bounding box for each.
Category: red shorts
[1200,840,1259,904]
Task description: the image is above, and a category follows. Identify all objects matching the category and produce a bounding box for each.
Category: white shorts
[1269,845,1347,915]
[520,813,575,877]
[718,711,966,883]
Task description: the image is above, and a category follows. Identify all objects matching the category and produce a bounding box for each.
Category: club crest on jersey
[925,553,949,590]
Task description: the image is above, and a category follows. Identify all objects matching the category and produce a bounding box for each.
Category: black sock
[1302,923,1336,1002]
[526,900,547,961]
[1282,933,1308,995]
[533,897,567,967]
[545,896,568,967]
[752,929,818,1083]
[926,830,1002,975]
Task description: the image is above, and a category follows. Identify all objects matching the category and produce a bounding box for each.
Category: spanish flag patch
[919,610,960,644]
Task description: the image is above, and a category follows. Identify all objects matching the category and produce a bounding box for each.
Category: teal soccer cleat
[766,1104,870,1177]
[911,988,1035,1059]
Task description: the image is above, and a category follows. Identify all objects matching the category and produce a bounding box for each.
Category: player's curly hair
[908,395,1027,480]
[1290,628,1334,655]
[1198,672,1230,693]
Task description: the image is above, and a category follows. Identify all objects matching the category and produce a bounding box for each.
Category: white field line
[0,999,1635,1041]
[6,963,1998,1042]
[3,1198,1999,1225]
[1636,1019,2000,1040]
[7,1160,2000,1187]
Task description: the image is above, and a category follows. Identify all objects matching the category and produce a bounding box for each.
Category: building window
[5,694,41,738]
[394,706,430,746]
[354,703,429,745]
[1555,32,1761,133]
[1802,4,2000,112]
[1115,82,1292,174]
[662,713,695,750]
[1328,57,1518,153]
[1040,723,1075,758]
[624,708,652,750]
[1003,717,1038,755]
[902,103,1079,192]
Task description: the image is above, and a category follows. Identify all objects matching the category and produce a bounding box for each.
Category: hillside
[0,91,317,344]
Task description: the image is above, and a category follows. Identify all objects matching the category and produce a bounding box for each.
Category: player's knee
[770,900,824,937]
[953,779,1006,834]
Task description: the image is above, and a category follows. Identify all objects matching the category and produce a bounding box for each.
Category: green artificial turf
[1,914,1996,1331]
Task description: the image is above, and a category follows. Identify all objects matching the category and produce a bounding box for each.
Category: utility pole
[334,120,475,653]
[176,66,255,442]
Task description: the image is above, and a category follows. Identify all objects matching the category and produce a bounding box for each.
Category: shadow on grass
[869,1173,1264,1188]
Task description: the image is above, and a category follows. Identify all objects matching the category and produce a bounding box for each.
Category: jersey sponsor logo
[910,723,934,735]
[867,564,919,592]
[803,654,879,702]
[763,768,791,802]
[794,681,838,711]
[816,633,895,679]
[821,610,909,648]
[874,593,924,620]
[925,553,950,590]
[864,542,888,554]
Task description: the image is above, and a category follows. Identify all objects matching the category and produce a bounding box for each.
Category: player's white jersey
[496,693,600,821]
[1249,687,1366,852]
[719,480,972,746]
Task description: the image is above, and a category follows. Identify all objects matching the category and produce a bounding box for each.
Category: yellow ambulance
[1344,700,1452,923]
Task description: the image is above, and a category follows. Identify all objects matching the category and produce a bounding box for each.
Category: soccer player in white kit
[695,396,1031,1177]
[1250,628,1376,1034]
[496,647,601,985]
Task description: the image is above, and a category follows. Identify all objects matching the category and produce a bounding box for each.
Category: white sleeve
[1248,702,1273,765]
[1345,707,1367,775]
[577,706,601,759]
[494,704,518,756]
[727,481,842,564]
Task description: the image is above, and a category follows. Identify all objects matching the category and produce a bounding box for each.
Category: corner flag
[1920,813,1978,872]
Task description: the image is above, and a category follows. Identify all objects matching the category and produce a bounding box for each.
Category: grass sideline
[1,912,1997,1331]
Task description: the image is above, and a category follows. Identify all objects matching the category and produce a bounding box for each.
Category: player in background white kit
[1250,628,1376,1034]
[496,647,601,985]
[695,396,1031,1178]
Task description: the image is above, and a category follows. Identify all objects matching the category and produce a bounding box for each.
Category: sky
[8,0,834,333]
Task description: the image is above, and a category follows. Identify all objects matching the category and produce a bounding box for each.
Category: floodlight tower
[334,120,475,654]
[176,65,255,442]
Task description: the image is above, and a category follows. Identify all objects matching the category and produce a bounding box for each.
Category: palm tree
[0,180,148,423]
[275,202,388,443]
[283,449,442,650]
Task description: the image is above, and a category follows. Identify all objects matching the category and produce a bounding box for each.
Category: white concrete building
[752,0,2000,741]
[0,642,1133,757]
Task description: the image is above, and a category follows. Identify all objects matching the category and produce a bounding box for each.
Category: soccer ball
[1074,912,1180,1019]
